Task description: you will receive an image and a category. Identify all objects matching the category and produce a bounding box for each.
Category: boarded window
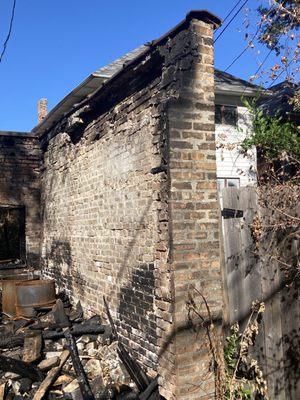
[0,206,25,263]
[215,105,238,126]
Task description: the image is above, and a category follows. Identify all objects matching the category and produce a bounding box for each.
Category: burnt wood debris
[0,292,164,399]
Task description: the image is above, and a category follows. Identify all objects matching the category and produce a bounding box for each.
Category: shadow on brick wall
[44,239,87,302]
[118,264,157,366]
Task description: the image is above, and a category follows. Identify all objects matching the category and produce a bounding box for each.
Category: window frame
[215,104,238,126]
[217,177,240,192]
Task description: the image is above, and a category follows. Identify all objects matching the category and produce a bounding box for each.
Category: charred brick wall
[40,15,222,400]
[0,132,41,266]
[41,71,167,374]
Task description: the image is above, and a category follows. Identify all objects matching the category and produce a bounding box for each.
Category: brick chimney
[38,98,48,123]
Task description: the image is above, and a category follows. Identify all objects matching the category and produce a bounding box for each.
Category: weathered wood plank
[222,187,244,325]
[221,186,300,399]
[281,283,300,399]
[33,350,70,400]
[23,331,42,363]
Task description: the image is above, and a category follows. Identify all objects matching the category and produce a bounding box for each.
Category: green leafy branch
[240,99,300,162]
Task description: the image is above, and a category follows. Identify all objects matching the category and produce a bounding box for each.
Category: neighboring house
[214,70,260,191]
[259,80,300,122]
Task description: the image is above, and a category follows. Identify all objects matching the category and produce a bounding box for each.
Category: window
[217,178,240,193]
[0,206,25,263]
[215,105,238,126]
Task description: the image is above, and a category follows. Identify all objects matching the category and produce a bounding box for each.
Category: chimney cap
[186,10,222,29]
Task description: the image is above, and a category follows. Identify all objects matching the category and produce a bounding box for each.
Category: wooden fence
[221,186,300,400]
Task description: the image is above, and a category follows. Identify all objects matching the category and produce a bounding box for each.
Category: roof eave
[32,74,106,135]
[215,85,272,97]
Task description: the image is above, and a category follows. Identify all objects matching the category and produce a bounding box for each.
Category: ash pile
[0,278,163,400]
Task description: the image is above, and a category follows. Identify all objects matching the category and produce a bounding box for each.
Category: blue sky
[0,0,281,131]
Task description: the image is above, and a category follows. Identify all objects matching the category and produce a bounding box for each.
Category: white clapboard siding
[215,106,257,187]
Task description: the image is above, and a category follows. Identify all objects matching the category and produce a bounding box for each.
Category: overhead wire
[224,23,262,72]
[250,30,285,80]
[215,0,248,31]
[214,0,249,44]
[224,4,280,72]
[0,0,17,64]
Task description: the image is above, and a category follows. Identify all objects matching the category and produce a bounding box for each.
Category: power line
[215,0,247,31]
[238,48,273,101]
[252,48,273,78]
[252,31,284,79]
[225,46,249,72]
[214,0,249,44]
[224,23,262,72]
[224,5,281,73]
[0,0,17,64]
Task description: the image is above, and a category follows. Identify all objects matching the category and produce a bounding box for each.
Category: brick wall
[166,21,223,399]
[41,72,166,374]
[0,132,41,266]
[40,14,222,400]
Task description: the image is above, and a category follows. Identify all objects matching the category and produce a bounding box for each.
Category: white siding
[215,106,257,187]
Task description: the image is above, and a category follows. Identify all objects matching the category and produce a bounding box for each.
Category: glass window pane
[215,105,222,124]
[224,106,238,126]
[227,178,240,188]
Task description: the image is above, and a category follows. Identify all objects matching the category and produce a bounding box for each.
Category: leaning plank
[33,350,70,400]
[23,331,42,363]
[117,343,149,392]
[103,296,118,338]
[139,377,159,400]
[0,354,44,381]
[64,329,95,400]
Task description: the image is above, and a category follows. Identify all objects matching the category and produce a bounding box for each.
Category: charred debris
[0,283,163,400]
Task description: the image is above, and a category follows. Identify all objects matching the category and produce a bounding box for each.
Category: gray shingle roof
[94,45,148,78]
[32,46,263,136]
[259,81,299,118]
[94,45,260,93]
[214,69,260,92]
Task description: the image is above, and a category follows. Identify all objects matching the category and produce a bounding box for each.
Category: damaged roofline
[32,10,221,138]
[0,131,36,138]
[31,73,105,137]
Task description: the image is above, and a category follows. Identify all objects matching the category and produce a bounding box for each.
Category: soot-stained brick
[118,263,157,369]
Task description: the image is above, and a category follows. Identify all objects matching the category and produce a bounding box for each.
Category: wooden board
[33,350,70,400]
[221,186,300,399]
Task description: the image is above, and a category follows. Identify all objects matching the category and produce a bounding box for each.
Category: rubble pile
[0,291,162,400]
